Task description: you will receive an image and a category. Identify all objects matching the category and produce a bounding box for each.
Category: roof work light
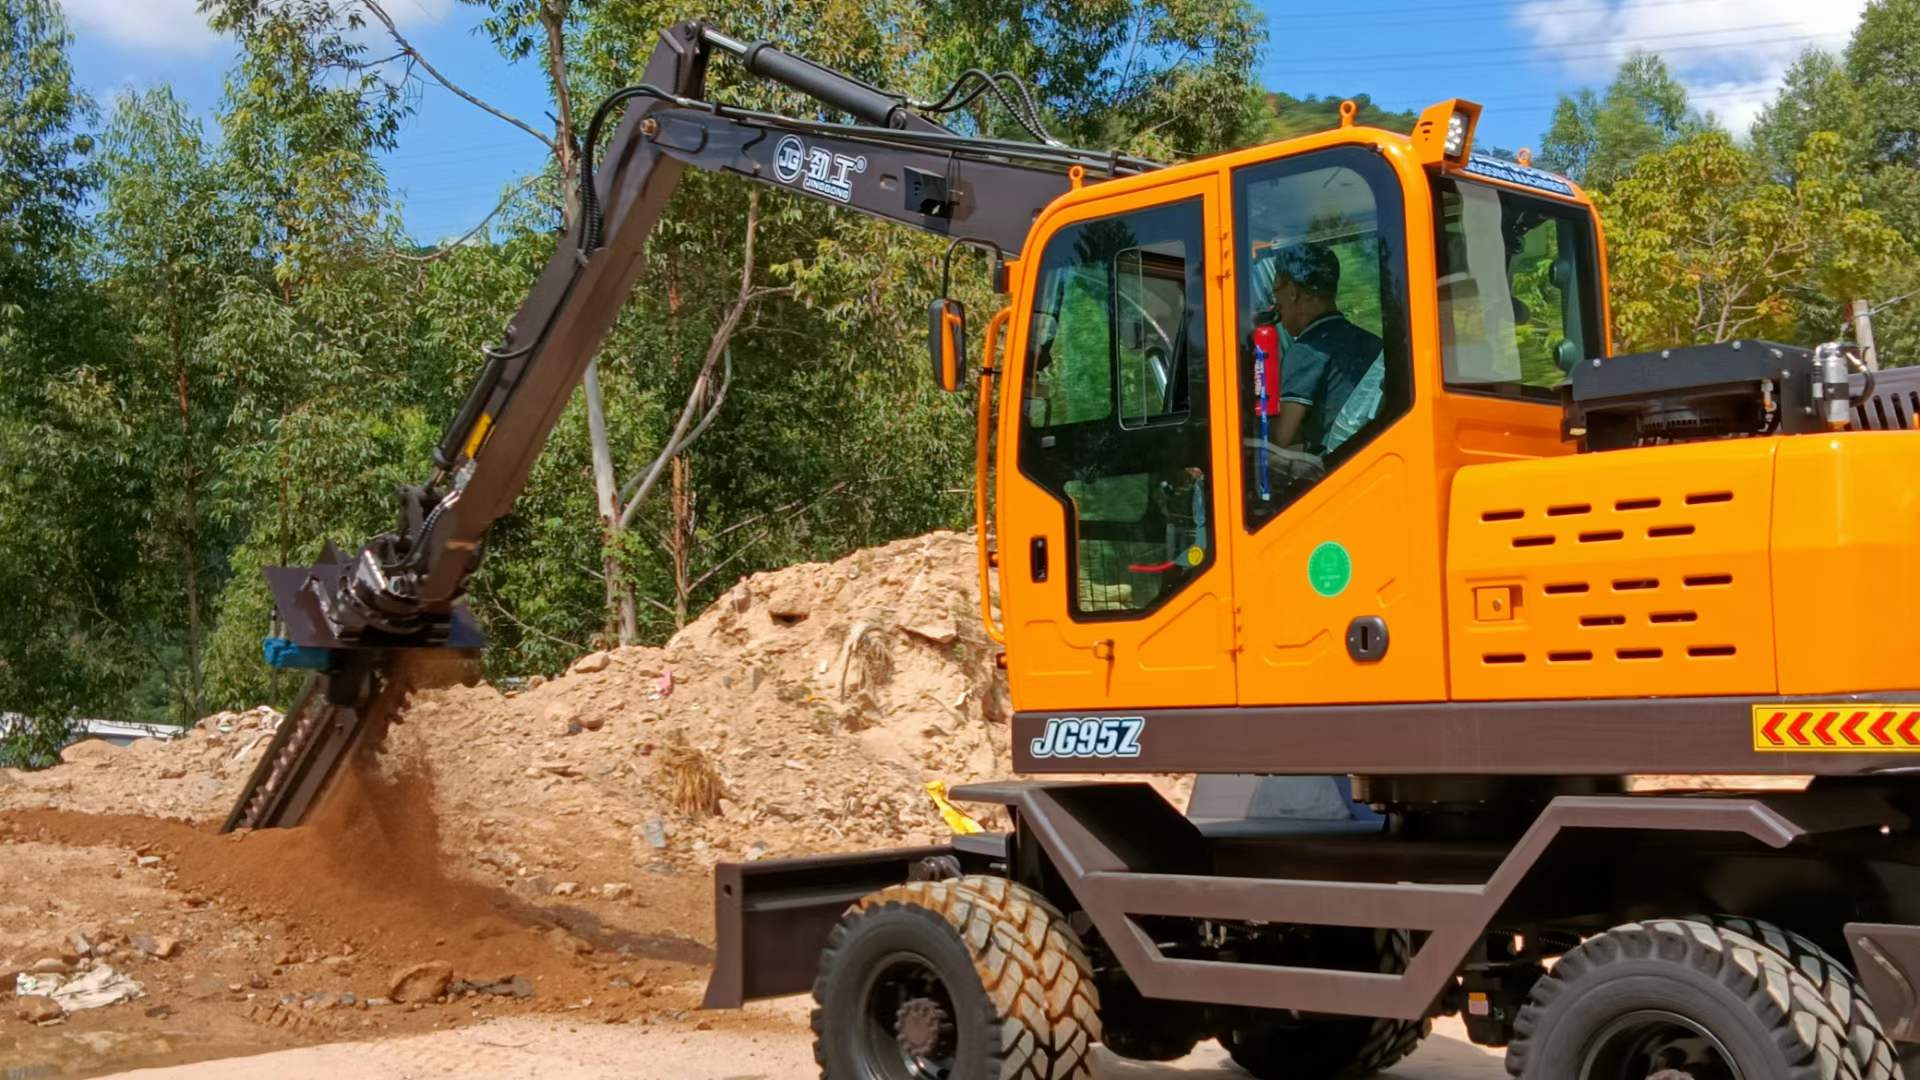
[1413,98,1482,166]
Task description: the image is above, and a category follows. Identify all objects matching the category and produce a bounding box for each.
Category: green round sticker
[1307,541,1352,598]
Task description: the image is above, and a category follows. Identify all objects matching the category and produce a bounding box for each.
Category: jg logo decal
[770,134,866,203]
[1030,716,1145,759]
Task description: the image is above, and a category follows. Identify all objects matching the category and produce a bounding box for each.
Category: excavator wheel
[1704,916,1901,1080]
[1504,917,1863,1080]
[810,875,1100,1079]
[1218,928,1430,1079]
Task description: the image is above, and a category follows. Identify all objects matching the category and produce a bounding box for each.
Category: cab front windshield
[1433,177,1602,400]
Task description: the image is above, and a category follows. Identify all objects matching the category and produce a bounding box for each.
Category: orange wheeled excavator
[229,20,1920,1079]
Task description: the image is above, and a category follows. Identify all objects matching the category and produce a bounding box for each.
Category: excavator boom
[227,21,1153,831]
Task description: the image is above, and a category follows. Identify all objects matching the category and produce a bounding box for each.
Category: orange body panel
[1773,433,1920,695]
[996,173,1241,712]
[979,114,1913,717]
[1223,142,1451,706]
[1446,441,1780,700]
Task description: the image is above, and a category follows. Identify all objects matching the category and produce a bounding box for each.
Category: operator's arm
[1276,341,1326,450]
[1274,402,1310,449]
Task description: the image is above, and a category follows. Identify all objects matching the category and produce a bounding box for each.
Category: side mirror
[928,298,968,392]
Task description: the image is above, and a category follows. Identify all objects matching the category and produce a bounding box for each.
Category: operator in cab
[1267,242,1385,455]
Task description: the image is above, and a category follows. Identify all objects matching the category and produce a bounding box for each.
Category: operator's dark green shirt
[1279,312,1383,454]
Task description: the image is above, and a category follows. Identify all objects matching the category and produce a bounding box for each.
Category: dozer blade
[221,655,389,832]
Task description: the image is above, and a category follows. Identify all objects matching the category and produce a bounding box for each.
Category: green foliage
[1551,15,1920,362]
[1599,131,1910,352]
[0,712,75,770]
[1262,92,1414,140]
[20,0,1919,744]
[1538,52,1709,189]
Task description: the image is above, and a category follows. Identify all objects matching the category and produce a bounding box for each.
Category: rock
[552,881,580,897]
[135,856,161,869]
[744,841,769,862]
[133,935,180,960]
[528,674,546,690]
[578,714,605,732]
[30,958,70,975]
[642,818,668,850]
[59,739,117,765]
[570,650,612,675]
[158,767,186,780]
[599,883,632,901]
[388,961,454,1004]
[531,759,577,777]
[902,617,960,646]
[546,927,593,956]
[68,932,93,957]
[453,975,534,999]
[15,995,61,1023]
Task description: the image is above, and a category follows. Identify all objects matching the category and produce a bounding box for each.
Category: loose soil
[0,531,1187,1076]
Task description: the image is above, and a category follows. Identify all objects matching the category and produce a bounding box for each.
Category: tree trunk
[670,454,692,628]
[535,0,631,643]
[540,0,580,225]
[583,360,638,644]
[171,312,203,720]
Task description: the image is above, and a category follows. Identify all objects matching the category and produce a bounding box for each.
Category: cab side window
[1234,148,1410,530]
[1020,199,1212,618]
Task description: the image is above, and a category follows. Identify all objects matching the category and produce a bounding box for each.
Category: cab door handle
[1029,536,1049,582]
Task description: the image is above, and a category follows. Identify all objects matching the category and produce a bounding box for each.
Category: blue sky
[60,0,1868,242]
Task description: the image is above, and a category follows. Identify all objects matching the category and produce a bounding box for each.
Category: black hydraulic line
[914,69,1062,147]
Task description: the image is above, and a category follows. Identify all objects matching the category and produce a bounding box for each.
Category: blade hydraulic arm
[234,21,1156,830]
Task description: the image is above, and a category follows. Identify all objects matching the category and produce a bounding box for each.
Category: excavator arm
[226,21,1155,831]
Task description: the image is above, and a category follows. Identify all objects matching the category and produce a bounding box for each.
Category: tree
[91,88,253,718]
[0,0,114,758]
[1263,92,1414,140]
[1599,131,1909,352]
[1539,52,1707,190]
[1751,49,1863,183]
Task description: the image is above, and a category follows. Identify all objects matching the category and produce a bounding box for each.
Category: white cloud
[1514,0,1868,133]
[57,0,453,57]
[59,0,221,54]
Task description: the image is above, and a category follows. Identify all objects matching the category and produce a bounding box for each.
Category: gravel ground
[102,1000,1506,1079]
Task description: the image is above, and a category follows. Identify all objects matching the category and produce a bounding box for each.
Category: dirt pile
[1,706,284,820]
[389,531,1051,886]
[0,529,1189,1074]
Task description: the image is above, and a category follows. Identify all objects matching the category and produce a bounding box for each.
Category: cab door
[1222,145,1448,707]
[998,176,1239,712]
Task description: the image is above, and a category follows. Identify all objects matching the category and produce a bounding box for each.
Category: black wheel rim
[855,951,960,1080]
[1580,1009,1744,1080]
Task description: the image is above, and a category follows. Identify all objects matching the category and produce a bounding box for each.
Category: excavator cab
[985,99,1614,718]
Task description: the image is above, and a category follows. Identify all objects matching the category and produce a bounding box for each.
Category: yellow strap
[925,780,983,835]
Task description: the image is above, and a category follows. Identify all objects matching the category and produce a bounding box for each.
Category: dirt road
[102,1000,1505,1078]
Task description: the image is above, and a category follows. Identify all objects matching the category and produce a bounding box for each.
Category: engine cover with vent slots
[1447,440,1779,700]
[1563,340,1823,450]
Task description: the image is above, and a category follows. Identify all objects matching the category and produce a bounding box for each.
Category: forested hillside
[3,0,1916,752]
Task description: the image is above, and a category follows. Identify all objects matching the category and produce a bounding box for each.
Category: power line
[1279,29,1846,75]
[1274,0,1753,21]
[1276,21,1826,68]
